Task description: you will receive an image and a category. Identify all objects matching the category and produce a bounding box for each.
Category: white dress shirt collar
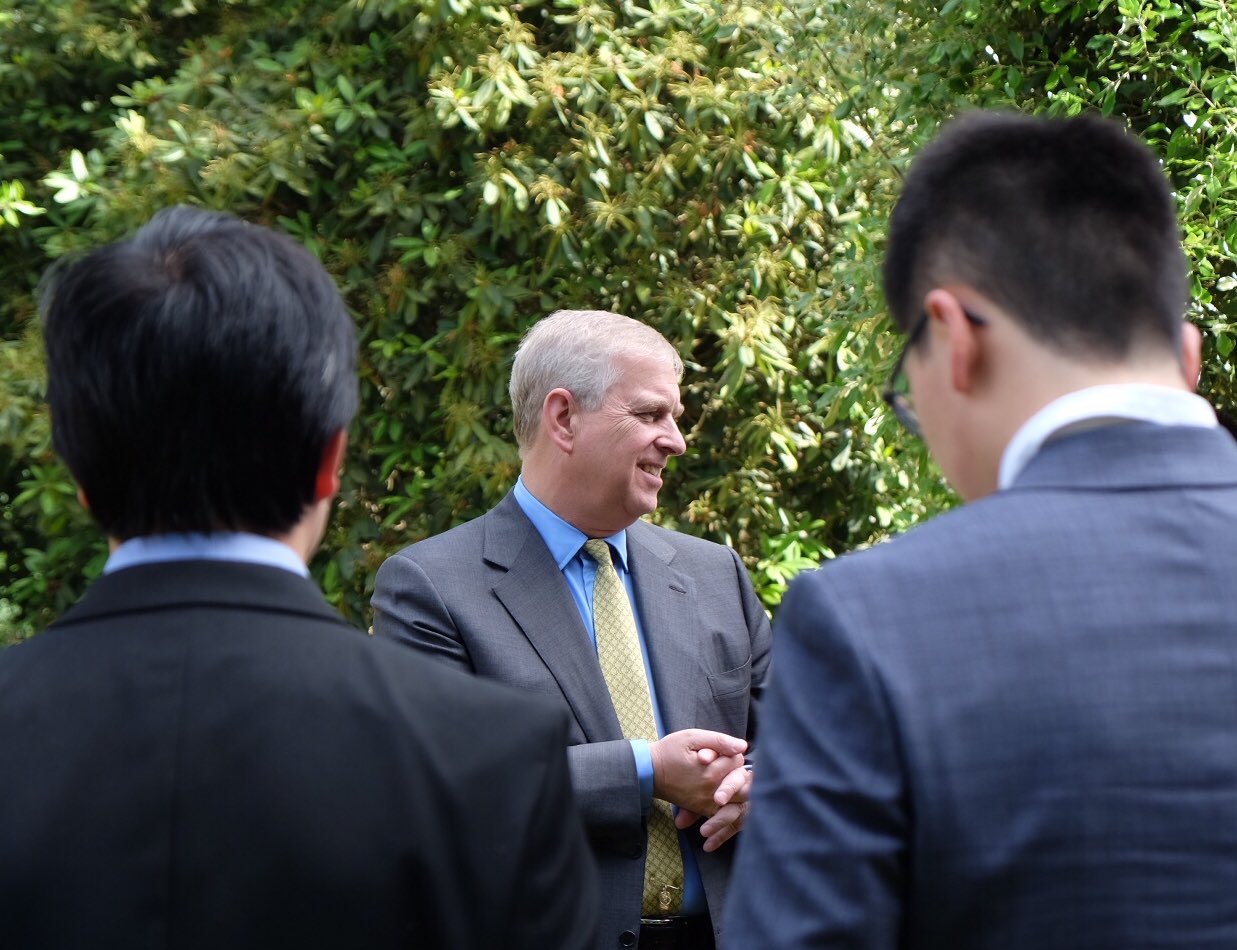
[998,384,1217,490]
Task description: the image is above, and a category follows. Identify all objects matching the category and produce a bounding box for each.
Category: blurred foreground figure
[725,112,1237,948]
[0,206,597,950]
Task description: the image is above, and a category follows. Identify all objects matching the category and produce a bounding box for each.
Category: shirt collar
[104,532,309,577]
[512,477,629,571]
[998,384,1217,490]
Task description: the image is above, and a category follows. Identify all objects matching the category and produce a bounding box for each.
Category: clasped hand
[649,729,753,852]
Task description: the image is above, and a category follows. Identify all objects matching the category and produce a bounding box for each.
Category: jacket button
[619,930,637,947]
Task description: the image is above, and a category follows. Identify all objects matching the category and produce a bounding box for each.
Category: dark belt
[636,915,715,950]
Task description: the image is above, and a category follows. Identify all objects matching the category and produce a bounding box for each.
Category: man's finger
[675,808,701,829]
[700,802,749,852]
[683,729,747,756]
[713,764,752,806]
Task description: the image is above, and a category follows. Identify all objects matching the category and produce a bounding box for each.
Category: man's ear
[77,487,90,512]
[541,388,577,453]
[1181,320,1203,390]
[924,288,984,395]
[313,429,348,503]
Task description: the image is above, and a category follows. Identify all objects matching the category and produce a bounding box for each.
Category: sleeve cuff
[630,739,654,813]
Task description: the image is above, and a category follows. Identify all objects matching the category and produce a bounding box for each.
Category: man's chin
[628,493,660,521]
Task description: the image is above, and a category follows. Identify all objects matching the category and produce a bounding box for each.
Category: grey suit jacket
[725,422,1237,949]
[373,493,772,948]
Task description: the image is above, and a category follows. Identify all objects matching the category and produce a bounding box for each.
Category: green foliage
[8,0,1237,639]
[917,0,1237,422]
[2,0,953,638]
[0,0,320,640]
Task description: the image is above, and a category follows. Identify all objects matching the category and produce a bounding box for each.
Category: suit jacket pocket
[707,654,752,698]
[704,655,752,735]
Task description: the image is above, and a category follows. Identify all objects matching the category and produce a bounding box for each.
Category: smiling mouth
[638,464,662,477]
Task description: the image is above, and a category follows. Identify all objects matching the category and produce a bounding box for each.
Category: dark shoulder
[244,607,569,752]
[780,490,1062,646]
[790,495,981,589]
[365,631,567,740]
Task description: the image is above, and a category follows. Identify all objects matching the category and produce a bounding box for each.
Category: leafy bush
[6,0,1237,641]
[918,0,1237,421]
[2,0,960,640]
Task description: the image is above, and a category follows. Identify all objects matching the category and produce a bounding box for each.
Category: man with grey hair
[374,309,771,950]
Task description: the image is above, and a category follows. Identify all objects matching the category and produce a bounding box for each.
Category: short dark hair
[883,111,1187,357]
[41,205,358,539]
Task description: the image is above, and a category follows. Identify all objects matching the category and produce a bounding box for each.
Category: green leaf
[1156,88,1190,107]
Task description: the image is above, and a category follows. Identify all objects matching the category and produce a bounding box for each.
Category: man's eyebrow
[632,399,683,416]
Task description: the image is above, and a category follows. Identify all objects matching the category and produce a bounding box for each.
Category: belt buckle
[639,916,683,929]
[638,915,711,949]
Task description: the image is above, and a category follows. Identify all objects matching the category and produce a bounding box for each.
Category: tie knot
[583,539,613,567]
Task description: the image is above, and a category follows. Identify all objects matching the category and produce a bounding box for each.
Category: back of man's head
[883,111,1187,359]
[41,205,358,540]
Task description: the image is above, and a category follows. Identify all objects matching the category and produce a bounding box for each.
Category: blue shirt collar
[104,532,309,577]
[512,477,629,570]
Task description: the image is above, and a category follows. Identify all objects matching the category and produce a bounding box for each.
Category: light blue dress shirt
[104,532,309,576]
[513,477,706,915]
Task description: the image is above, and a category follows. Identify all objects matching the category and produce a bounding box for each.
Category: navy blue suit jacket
[726,423,1237,948]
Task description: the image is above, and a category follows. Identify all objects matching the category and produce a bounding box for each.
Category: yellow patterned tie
[584,539,685,916]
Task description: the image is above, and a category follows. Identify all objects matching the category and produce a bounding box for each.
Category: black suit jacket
[0,559,598,950]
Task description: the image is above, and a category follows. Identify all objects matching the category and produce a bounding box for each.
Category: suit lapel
[627,521,701,735]
[484,495,622,742]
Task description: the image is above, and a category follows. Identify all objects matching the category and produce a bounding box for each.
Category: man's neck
[103,532,310,577]
[105,501,328,568]
[519,466,633,538]
[963,335,1196,499]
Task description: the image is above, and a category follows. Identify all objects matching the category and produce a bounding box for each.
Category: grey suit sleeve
[372,551,471,671]
[722,572,906,950]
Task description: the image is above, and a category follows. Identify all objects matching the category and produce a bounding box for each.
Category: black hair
[883,111,1187,356]
[41,205,358,539]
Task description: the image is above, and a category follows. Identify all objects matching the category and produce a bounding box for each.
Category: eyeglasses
[882,309,987,437]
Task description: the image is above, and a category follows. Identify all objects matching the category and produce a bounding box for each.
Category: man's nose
[658,418,686,457]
